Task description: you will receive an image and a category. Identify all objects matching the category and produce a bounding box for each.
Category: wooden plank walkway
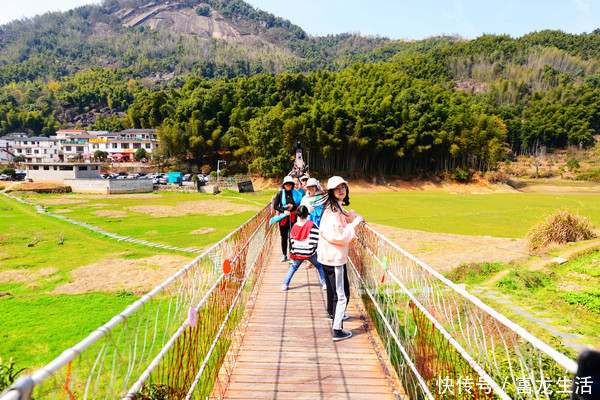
[218,246,400,399]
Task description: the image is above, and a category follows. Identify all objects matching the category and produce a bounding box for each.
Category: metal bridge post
[1,375,34,400]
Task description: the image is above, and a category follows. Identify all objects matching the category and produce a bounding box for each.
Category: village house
[11,135,59,163]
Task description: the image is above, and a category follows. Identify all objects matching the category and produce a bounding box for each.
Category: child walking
[317,176,365,341]
[282,205,327,291]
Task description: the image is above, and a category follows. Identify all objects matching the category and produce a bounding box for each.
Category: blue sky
[1,0,598,40]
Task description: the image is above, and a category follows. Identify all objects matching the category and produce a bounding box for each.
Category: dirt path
[369,223,528,274]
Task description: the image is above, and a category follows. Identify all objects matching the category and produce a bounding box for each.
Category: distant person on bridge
[317,176,365,342]
[281,205,327,291]
[274,176,302,262]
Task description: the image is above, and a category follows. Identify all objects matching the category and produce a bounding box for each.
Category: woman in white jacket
[317,176,364,342]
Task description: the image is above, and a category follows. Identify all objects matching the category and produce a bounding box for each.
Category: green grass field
[351,191,600,238]
[0,191,262,372]
[4,186,600,378]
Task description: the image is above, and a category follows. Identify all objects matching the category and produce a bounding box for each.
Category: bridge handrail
[1,201,276,400]
[349,222,578,400]
[363,223,577,373]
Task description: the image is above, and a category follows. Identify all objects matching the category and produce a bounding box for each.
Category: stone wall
[65,179,154,194]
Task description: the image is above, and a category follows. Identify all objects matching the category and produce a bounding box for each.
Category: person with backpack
[281,205,327,291]
[273,176,302,262]
[317,176,365,342]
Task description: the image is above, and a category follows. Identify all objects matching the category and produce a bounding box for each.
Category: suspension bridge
[1,199,583,399]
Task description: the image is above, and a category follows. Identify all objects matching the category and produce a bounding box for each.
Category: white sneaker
[322,284,327,291]
[280,255,288,262]
[327,314,350,321]
[281,283,288,291]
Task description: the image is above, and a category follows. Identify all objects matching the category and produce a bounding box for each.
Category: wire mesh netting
[2,202,276,400]
[348,223,578,400]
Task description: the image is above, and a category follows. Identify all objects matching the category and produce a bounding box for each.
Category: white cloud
[573,0,590,15]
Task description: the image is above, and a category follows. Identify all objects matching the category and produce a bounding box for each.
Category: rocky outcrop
[118,2,266,46]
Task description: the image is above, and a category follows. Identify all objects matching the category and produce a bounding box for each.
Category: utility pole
[217,160,226,182]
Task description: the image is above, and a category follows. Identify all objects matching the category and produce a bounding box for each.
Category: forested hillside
[1,0,600,177]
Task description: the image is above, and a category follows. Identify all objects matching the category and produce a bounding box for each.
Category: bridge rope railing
[1,201,276,400]
[348,223,578,400]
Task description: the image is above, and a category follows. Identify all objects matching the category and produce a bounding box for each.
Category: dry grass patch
[37,199,88,205]
[76,203,111,208]
[127,200,258,217]
[526,209,596,254]
[54,209,72,214]
[52,255,193,294]
[92,210,127,218]
[62,194,161,200]
[190,227,217,235]
[0,268,58,284]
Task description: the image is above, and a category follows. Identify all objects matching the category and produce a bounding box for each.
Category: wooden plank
[223,390,397,400]
[216,246,399,399]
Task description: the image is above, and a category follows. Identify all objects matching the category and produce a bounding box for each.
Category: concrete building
[0,132,28,162]
[12,136,59,163]
[57,134,95,160]
[25,162,102,181]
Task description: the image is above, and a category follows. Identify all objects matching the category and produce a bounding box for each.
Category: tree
[135,148,148,161]
[1,168,16,177]
[530,141,546,179]
[13,155,26,163]
[195,5,211,17]
[93,150,108,161]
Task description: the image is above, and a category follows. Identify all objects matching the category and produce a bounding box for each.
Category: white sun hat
[305,178,319,187]
[327,176,348,190]
[282,176,294,186]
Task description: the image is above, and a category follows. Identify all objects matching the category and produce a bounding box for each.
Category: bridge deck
[218,247,399,399]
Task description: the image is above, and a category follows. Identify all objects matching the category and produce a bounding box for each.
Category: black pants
[279,218,291,255]
[322,264,350,328]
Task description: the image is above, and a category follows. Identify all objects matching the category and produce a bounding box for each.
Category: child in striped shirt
[281,205,327,291]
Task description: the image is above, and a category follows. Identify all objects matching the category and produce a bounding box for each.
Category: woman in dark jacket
[274,176,300,262]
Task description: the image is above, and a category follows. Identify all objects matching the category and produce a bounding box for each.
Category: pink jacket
[317,206,361,266]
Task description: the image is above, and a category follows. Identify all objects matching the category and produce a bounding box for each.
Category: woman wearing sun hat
[300,177,325,227]
[274,175,302,262]
[317,176,365,341]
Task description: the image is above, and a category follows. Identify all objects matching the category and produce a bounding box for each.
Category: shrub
[451,167,470,182]
[497,269,552,293]
[526,209,596,253]
[575,168,600,181]
[0,358,25,391]
[201,165,211,174]
[0,168,15,177]
[195,4,211,16]
[566,158,580,170]
[446,262,503,283]
[134,148,147,160]
[559,290,600,313]
[94,150,108,160]
[485,170,509,184]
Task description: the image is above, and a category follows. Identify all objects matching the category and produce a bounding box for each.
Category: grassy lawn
[0,190,273,372]
[446,253,600,358]
[352,191,600,238]
[16,190,271,249]
[0,293,137,369]
[0,194,199,369]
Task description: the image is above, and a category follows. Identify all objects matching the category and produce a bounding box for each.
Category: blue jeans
[283,254,326,286]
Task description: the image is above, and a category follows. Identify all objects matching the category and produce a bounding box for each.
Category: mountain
[0,0,395,86]
[1,0,600,179]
